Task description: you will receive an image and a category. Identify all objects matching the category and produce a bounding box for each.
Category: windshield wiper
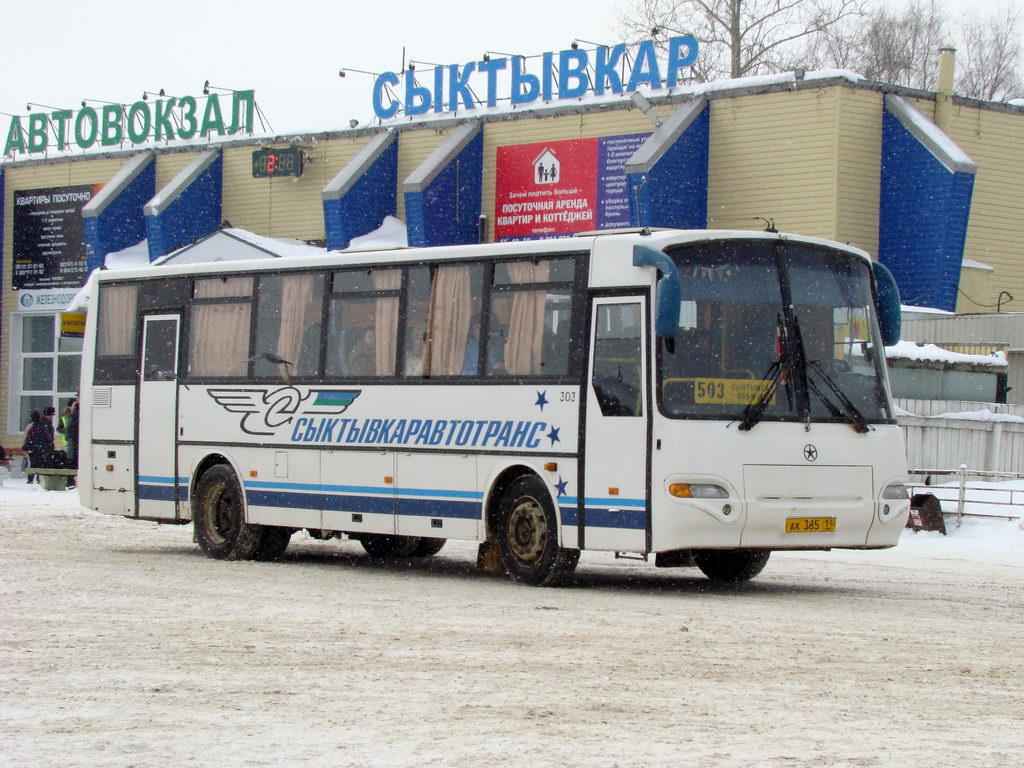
[807,361,870,433]
[738,357,783,431]
[739,314,794,431]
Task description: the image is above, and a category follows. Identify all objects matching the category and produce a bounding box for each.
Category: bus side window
[188,277,253,378]
[95,283,140,383]
[592,303,643,417]
[253,273,325,379]
[405,264,483,377]
[326,268,400,378]
[487,257,575,378]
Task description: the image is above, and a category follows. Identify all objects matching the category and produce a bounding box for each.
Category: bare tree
[853,0,947,90]
[956,6,1023,101]
[617,0,867,82]
[806,1,1021,102]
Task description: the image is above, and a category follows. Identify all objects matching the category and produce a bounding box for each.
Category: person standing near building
[61,398,79,489]
[22,408,56,482]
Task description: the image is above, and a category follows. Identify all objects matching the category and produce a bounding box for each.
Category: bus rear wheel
[193,465,261,561]
[411,537,447,557]
[692,549,771,582]
[359,534,421,558]
[254,527,294,561]
[497,475,579,587]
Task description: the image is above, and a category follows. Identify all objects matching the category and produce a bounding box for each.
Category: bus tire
[192,465,262,561]
[497,475,579,587]
[254,527,293,561]
[411,537,447,557]
[359,534,420,558]
[692,549,771,582]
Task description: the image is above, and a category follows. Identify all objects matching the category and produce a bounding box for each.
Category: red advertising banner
[494,134,647,241]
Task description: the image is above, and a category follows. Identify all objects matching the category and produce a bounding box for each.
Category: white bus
[79,229,910,586]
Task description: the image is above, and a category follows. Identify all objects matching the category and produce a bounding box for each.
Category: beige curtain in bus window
[190,303,251,376]
[426,266,471,375]
[504,262,550,375]
[190,277,253,377]
[373,269,400,376]
[97,284,138,356]
[194,276,252,299]
[275,274,320,374]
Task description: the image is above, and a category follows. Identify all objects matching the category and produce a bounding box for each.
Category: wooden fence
[895,399,1024,474]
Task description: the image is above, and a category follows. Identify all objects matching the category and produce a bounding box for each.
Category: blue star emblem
[554,476,569,497]
[547,426,561,445]
[535,391,548,411]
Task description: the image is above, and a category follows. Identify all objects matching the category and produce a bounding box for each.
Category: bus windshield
[658,239,892,426]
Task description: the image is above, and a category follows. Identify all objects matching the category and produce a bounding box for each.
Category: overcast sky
[2,0,1021,139]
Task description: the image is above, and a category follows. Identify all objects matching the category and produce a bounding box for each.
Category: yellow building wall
[708,87,841,237]
[947,104,1024,312]
[956,265,996,313]
[835,88,883,257]
[156,152,203,191]
[222,140,334,241]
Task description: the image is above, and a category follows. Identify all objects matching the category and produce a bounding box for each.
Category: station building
[3,40,1024,446]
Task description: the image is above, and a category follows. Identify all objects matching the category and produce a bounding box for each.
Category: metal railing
[907,465,1024,527]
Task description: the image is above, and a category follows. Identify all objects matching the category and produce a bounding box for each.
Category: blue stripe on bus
[584,506,647,530]
[138,476,190,502]
[138,484,178,501]
[245,480,484,502]
[245,488,480,520]
[138,475,189,485]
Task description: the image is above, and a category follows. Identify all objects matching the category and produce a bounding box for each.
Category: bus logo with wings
[206,387,361,436]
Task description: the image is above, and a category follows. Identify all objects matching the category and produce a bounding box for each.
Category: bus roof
[93,228,873,284]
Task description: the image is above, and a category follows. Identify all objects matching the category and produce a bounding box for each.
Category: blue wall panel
[405,131,484,247]
[146,153,223,260]
[879,110,974,311]
[323,140,398,250]
[84,159,155,274]
[627,103,709,229]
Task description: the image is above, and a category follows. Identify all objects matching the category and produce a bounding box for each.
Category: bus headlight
[668,483,729,499]
[881,483,909,500]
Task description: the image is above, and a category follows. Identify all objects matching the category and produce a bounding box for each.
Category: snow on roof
[962,259,994,271]
[901,304,954,315]
[884,94,976,174]
[885,339,1007,367]
[929,408,1024,423]
[64,217,410,313]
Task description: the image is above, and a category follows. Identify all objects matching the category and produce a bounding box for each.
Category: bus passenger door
[136,314,182,520]
[582,297,649,552]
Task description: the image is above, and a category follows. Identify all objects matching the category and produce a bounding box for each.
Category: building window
[15,313,82,431]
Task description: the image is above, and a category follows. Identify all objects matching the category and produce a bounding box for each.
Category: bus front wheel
[193,465,262,561]
[497,475,579,587]
[692,549,771,582]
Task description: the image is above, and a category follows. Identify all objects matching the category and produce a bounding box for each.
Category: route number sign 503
[693,378,774,406]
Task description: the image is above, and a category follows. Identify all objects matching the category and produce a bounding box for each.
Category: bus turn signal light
[669,483,729,499]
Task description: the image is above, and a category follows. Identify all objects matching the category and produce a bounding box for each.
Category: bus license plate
[785,517,836,533]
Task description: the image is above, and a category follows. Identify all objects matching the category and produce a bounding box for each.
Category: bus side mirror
[633,245,681,338]
[871,261,901,347]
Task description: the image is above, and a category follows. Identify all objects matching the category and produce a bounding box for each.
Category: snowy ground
[1,478,1021,768]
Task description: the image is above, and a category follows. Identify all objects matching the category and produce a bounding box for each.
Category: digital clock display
[252,147,303,178]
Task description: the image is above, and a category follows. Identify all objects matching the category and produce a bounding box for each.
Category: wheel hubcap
[205,485,234,544]
[507,496,547,567]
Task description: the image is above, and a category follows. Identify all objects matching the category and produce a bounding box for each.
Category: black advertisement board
[12,185,95,290]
